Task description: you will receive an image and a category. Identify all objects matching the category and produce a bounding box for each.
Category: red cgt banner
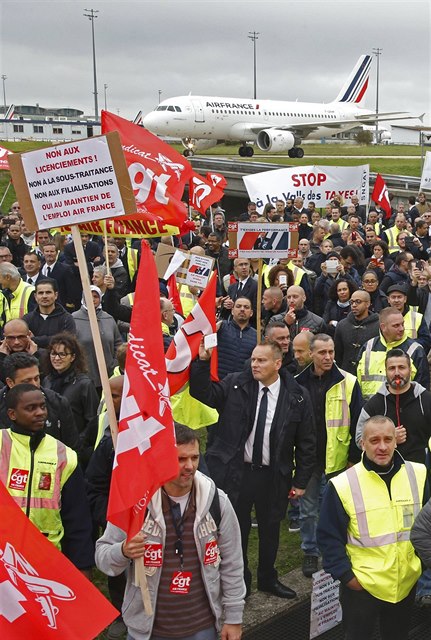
[0,480,117,639]
[102,111,193,229]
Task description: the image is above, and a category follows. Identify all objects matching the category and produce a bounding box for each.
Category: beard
[388,376,409,390]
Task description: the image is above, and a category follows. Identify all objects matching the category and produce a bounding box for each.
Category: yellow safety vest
[6,279,34,321]
[357,336,419,400]
[403,309,422,340]
[287,262,306,287]
[331,459,426,603]
[336,219,349,231]
[383,227,412,252]
[325,371,357,475]
[0,429,77,549]
[126,248,138,282]
[178,285,197,318]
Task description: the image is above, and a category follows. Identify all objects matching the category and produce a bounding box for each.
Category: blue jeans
[416,568,431,598]
[299,470,327,556]
[128,628,218,640]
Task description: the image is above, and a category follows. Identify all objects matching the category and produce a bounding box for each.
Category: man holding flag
[96,423,245,640]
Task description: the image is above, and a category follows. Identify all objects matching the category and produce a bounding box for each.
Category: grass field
[0,139,424,217]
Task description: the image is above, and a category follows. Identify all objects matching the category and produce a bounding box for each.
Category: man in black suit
[190,341,316,599]
[19,252,47,286]
[221,258,257,325]
[41,242,73,309]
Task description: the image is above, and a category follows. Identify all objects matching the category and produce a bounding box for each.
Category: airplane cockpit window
[157,106,168,111]
[175,106,182,112]
[167,106,175,111]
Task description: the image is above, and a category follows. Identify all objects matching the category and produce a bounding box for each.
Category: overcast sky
[1,0,430,124]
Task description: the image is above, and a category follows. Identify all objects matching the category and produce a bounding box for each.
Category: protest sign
[309,570,342,639]
[228,222,298,259]
[8,131,135,231]
[420,151,431,191]
[243,164,369,212]
[157,245,214,288]
[0,144,11,171]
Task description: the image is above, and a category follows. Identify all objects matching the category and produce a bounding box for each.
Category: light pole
[104,83,108,111]
[158,89,162,104]
[248,31,259,100]
[1,75,6,116]
[372,48,382,144]
[83,8,99,120]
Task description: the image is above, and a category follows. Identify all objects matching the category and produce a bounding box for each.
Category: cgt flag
[0,480,117,639]
[189,171,225,215]
[102,110,193,228]
[165,271,218,395]
[107,241,178,541]
[371,173,392,219]
[0,145,11,171]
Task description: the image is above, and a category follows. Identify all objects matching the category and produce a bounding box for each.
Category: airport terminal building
[0,104,101,142]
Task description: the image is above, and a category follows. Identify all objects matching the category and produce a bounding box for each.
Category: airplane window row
[210,109,337,119]
[156,106,182,112]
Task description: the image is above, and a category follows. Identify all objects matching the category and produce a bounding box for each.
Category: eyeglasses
[362,279,377,285]
[50,351,72,359]
[5,334,28,341]
[350,299,364,305]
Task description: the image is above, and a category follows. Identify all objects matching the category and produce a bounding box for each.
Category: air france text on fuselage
[206,102,254,109]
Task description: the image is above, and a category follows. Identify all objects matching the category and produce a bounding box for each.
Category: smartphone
[351,232,357,241]
[416,260,424,271]
[326,258,339,274]
[279,274,287,286]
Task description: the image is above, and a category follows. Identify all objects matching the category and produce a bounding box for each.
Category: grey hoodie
[95,471,245,640]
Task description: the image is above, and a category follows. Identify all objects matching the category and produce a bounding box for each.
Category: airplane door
[191,100,205,123]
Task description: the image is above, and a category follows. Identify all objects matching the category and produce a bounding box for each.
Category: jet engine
[256,129,296,153]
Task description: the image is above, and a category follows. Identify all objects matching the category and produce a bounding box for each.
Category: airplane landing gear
[288,147,305,158]
[239,145,254,158]
[183,149,194,157]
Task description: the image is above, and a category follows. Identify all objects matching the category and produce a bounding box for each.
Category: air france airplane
[143,55,413,158]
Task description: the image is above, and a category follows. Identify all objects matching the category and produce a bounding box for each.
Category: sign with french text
[243,164,369,211]
[228,221,298,259]
[8,132,135,231]
[309,570,342,639]
[420,151,431,191]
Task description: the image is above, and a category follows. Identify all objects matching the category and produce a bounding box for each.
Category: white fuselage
[143,95,371,143]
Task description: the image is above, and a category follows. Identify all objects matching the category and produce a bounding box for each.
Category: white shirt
[42,261,57,276]
[244,377,281,466]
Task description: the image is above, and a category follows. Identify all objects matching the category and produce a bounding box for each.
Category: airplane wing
[246,111,419,136]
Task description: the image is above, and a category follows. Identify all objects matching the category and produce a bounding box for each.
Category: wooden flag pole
[256,258,263,344]
[103,223,112,276]
[135,558,153,616]
[71,225,118,446]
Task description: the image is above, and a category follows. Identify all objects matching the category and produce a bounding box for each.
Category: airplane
[142,55,416,158]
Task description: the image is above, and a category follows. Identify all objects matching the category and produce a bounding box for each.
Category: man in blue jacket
[217,297,257,379]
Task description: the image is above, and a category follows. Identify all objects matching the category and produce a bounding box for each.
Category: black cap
[387,283,408,295]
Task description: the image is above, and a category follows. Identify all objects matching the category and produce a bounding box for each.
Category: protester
[95,423,245,640]
[0,383,94,572]
[317,415,428,640]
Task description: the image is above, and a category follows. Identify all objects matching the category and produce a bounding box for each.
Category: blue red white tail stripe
[334,55,372,104]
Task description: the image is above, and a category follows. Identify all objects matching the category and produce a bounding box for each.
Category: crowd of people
[2,191,431,640]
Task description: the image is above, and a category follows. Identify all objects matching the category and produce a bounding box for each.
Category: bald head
[350,290,370,320]
[262,286,284,312]
[292,331,312,368]
[189,245,205,256]
[109,375,124,417]
[286,285,306,311]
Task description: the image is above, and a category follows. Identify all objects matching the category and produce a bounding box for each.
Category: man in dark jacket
[22,279,76,348]
[217,297,257,379]
[334,291,380,374]
[0,353,79,453]
[190,341,316,599]
[270,285,326,338]
[205,232,232,294]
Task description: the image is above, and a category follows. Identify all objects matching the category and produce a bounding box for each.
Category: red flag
[206,172,227,191]
[102,110,193,228]
[167,273,184,316]
[0,481,117,639]
[0,144,11,171]
[165,271,218,395]
[107,241,178,540]
[372,173,392,220]
[189,171,225,215]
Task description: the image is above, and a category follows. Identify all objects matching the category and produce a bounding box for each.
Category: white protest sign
[420,151,431,191]
[243,164,369,213]
[185,254,214,288]
[20,136,126,229]
[228,222,298,259]
[309,570,342,639]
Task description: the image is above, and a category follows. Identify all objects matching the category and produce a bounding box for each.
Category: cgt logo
[170,571,192,594]
[9,469,29,491]
[204,540,219,565]
[143,543,163,567]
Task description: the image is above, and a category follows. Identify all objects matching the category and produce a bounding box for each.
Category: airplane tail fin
[4,104,14,120]
[333,55,372,106]
[133,110,143,125]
